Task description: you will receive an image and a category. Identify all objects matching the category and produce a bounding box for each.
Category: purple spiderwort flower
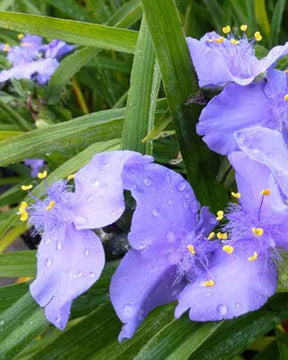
[197,68,288,155]
[24,159,45,178]
[187,29,288,88]
[110,161,218,341]
[25,151,152,330]
[175,148,288,321]
[0,34,74,84]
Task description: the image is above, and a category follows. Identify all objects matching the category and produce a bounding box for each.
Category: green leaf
[121,15,160,154]
[203,0,223,31]
[0,282,29,315]
[276,328,288,360]
[0,130,23,140]
[0,11,138,54]
[254,0,271,37]
[141,0,228,209]
[0,250,36,277]
[270,0,286,46]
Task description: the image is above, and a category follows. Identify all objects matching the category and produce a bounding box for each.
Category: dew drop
[75,216,87,226]
[84,249,90,257]
[168,199,173,205]
[111,210,116,216]
[46,258,52,267]
[152,208,160,216]
[206,292,211,297]
[235,132,246,143]
[122,304,135,318]
[89,272,95,278]
[94,180,100,188]
[0,320,5,326]
[217,304,228,316]
[235,303,240,309]
[177,181,186,192]
[138,243,147,250]
[87,194,93,202]
[281,274,288,281]
[56,242,62,251]
[166,231,176,243]
[143,177,152,186]
[56,317,61,324]
[76,271,83,278]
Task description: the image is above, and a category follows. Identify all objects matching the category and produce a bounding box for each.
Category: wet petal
[122,162,200,255]
[175,246,277,321]
[256,42,288,75]
[235,126,288,200]
[73,150,153,229]
[228,151,271,213]
[30,224,105,330]
[110,249,185,341]
[197,81,272,155]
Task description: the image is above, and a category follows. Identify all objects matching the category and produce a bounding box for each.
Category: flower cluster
[20,25,288,341]
[0,34,74,84]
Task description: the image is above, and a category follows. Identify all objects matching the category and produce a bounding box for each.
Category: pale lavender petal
[30,224,105,330]
[256,42,288,75]
[175,246,277,321]
[24,158,45,178]
[44,40,75,60]
[197,81,273,155]
[73,151,153,230]
[110,249,185,341]
[228,151,271,214]
[122,162,200,255]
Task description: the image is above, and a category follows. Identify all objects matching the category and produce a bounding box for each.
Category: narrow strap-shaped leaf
[141,0,228,208]
[0,11,138,53]
[121,15,160,154]
[270,0,286,46]
[254,0,271,37]
[0,97,32,131]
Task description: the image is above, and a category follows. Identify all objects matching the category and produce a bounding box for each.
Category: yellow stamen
[231,192,241,199]
[21,184,33,191]
[207,232,215,240]
[285,69,288,73]
[204,280,215,287]
[260,188,271,196]
[284,94,288,101]
[231,39,239,45]
[20,211,28,222]
[19,201,28,212]
[222,25,231,34]
[217,232,228,240]
[215,37,224,43]
[37,171,47,179]
[223,245,234,254]
[248,251,258,261]
[3,43,10,52]
[216,210,224,221]
[46,201,56,211]
[187,244,196,255]
[252,227,264,236]
[18,33,24,40]
[240,24,247,32]
[254,31,262,41]
[67,174,75,181]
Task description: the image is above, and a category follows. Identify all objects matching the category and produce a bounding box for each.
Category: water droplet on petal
[235,303,240,308]
[168,199,173,205]
[56,242,62,251]
[56,317,61,324]
[45,237,51,244]
[217,304,228,316]
[46,258,52,267]
[111,210,116,216]
[235,132,246,143]
[177,181,186,192]
[87,195,93,202]
[152,208,160,216]
[84,249,90,257]
[89,272,95,278]
[122,304,135,318]
[166,231,176,243]
[94,180,100,188]
[75,216,87,226]
[206,292,211,297]
[138,243,147,250]
[143,177,152,186]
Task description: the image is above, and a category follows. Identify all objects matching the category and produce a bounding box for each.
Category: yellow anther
[252,227,264,236]
[215,37,224,43]
[207,232,215,240]
[46,200,56,211]
[254,31,262,41]
[223,245,234,254]
[67,174,75,181]
[260,188,271,196]
[3,43,10,52]
[19,201,28,212]
[21,184,33,191]
[240,24,248,32]
[222,25,231,34]
[217,232,228,240]
[231,192,241,199]
[204,280,215,287]
[187,244,196,255]
[284,94,288,101]
[18,33,24,40]
[20,211,28,222]
[216,210,224,221]
[248,251,258,261]
[231,39,239,45]
[285,69,288,73]
[37,171,47,179]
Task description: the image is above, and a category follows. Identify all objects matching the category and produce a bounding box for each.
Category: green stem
[0,98,32,131]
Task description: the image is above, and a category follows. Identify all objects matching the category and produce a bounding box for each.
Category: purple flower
[110,161,218,341]
[0,34,74,84]
[27,151,152,330]
[197,68,288,155]
[187,30,288,88]
[175,149,288,321]
[24,159,45,178]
